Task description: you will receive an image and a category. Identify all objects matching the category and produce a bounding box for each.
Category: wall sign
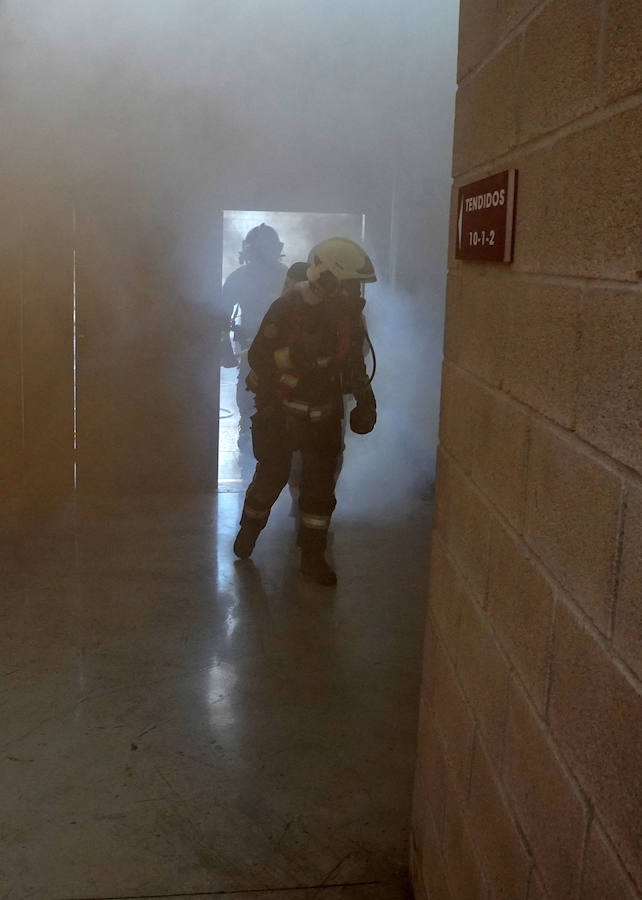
[455,169,518,263]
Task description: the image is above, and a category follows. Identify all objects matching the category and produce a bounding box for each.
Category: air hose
[365,331,377,385]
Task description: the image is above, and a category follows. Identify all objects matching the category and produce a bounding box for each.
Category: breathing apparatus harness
[305,276,377,386]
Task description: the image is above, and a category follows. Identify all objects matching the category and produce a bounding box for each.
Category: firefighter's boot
[234,522,262,559]
[300,549,337,586]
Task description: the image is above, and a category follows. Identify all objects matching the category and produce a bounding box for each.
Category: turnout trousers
[240,405,342,551]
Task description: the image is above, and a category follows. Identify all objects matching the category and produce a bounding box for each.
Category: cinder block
[410,852,429,900]
[420,602,440,708]
[603,0,642,102]
[430,631,477,800]
[580,819,638,900]
[411,765,429,859]
[443,786,487,899]
[472,386,530,531]
[445,275,581,428]
[456,587,510,765]
[549,600,642,889]
[497,0,543,36]
[442,270,510,387]
[443,272,463,362]
[440,350,528,529]
[421,811,453,900]
[503,678,588,898]
[434,448,492,601]
[487,519,555,713]
[525,422,621,634]
[457,0,499,80]
[519,0,601,142]
[469,736,532,900]
[527,869,549,900]
[414,697,449,849]
[428,535,466,652]
[453,40,519,176]
[447,184,464,267]
[502,281,581,430]
[412,702,431,850]
[439,361,480,474]
[577,291,642,475]
[515,107,642,282]
[614,483,642,680]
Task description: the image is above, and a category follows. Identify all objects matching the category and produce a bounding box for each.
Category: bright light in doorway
[217,209,366,493]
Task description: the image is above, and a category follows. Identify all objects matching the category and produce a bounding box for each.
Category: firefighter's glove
[350,391,377,435]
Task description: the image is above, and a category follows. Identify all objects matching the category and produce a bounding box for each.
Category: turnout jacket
[247,283,374,421]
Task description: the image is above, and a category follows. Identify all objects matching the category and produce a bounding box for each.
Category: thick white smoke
[338,279,445,521]
[1,0,458,503]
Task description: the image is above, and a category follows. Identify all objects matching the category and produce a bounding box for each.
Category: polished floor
[1,484,431,900]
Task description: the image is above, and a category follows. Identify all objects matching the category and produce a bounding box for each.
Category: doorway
[217,210,365,492]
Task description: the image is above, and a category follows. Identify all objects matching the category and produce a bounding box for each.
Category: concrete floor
[1,485,431,900]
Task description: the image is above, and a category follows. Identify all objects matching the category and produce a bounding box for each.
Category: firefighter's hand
[350,400,376,435]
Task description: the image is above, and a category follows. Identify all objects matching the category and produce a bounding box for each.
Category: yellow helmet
[306,238,377,291]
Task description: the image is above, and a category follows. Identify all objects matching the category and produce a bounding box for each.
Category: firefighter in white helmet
[233,237,377,585]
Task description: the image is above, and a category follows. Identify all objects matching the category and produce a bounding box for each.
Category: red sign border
[503,168,518,263]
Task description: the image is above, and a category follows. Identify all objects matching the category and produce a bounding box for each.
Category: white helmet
[307,238,377,292]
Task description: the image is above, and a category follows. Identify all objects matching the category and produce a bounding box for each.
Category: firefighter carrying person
[233,237,377,586]
[222,224,288,479]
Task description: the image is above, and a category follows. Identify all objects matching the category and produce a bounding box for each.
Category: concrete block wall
[411,1,641,897]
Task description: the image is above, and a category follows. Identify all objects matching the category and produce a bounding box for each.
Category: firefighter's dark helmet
[240,223,284,263]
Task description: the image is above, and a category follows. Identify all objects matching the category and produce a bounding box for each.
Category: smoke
[1,0,459,500]
[1,0,458,197]
[337,279,445,521]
